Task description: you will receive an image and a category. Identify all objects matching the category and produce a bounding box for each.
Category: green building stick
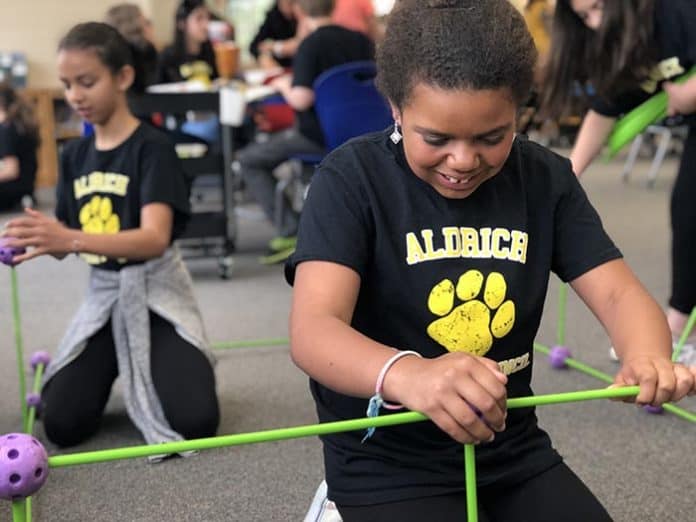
[48,386,640,469]
[465,444,478,522]
[10,268,27,430]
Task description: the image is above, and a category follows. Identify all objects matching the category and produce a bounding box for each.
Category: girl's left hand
[613,355,694,406]
[1,208,74,263]
[664,81,696,117]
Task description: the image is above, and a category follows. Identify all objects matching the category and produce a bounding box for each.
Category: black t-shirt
[0,122,37,195]
[156,42,219,84]
[249,5,297,67]
[285,130,622,506]
[56,124,190,271]
[292,25,374,145]
[591,0,696,122]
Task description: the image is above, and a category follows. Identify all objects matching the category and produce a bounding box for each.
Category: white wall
[0,0,178,87]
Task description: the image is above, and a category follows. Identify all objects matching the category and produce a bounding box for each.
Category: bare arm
[568,110,615,176]
[270,74,314,111]
[570,259,694,404]
[0,156,20,182]
[290,260,508,443]
[2,203,173,263]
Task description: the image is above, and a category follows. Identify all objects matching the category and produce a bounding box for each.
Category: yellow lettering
[406,232,427,265]
[460,227,480,258]
[491,228,510,259]
[509,231,528,263]
[442,227,461,257]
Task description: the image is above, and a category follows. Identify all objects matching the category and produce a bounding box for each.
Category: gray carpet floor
[0,150,694,521]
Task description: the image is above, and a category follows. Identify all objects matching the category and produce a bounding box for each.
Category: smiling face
[394,83,517,200]
[570,0,604,30]
[57,48,131,126]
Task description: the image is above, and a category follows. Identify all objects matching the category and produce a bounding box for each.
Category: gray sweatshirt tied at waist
[43,246,215,449]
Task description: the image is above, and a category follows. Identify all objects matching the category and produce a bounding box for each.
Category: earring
[390,122,402,144]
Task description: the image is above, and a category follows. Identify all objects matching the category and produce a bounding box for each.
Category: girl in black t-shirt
[542,0,696,350]
[1,22,219,448]
[0,83,38,211]
[156,0,219,85]
[287,1,695,520]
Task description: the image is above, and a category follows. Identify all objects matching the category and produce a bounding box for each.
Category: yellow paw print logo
[426,270,515,356]
[79,195,120,234]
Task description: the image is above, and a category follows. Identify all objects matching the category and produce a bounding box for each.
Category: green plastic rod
[10,268,27,429]
[534,343,613,384]
[672,307,696,362]
[25,363,45,436]
[11,500,26,522]
[212,337,289,349]
[465,444,478,522]
[557,284,567,346]
[48,386,639,468]
[25,497,31,522]
[534,343,696,421]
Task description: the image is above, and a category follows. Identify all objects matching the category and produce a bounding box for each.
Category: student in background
[2,22,219,448]
[235,0,374,265]
[542,0,696,361]
[105,3,159,93]
[156,0,218,85]
[0,83,38,211]
[332,0,380,41]
[250,0,298,69]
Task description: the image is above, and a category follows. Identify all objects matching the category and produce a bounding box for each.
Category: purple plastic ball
[29,352,51,372]
[0,433,48,501]
[25,393,41,408]
[643,404,664,415]
[0,238,25,267]
[549,345,571,369]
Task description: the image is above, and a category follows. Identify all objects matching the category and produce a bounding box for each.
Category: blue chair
[274,61,392,229]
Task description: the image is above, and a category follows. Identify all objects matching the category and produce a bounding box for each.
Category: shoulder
[507,137,577,192]
[130,124,178,155]
[313,130,398,190]
[61,135,93,159]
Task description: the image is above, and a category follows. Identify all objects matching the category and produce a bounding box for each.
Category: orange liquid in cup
[214,42,240,80]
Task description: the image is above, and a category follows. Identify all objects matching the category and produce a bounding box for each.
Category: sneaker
[259,246,295,265]
[304,480,342,522]
[268,235,297,252]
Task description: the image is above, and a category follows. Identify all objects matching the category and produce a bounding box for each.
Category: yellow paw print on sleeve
[426,270,515,356]
[78,195,120,235]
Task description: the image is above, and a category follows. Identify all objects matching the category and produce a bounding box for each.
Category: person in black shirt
[543,0,696,354]
[156,0,218,84]
[2,23,219,448]
[286,1,695,520]
[235,0,374,264]
[250,0,297,68]
[0,83,38,211]
[105,3,159,94]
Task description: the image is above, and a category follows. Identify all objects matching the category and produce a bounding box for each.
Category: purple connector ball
[29,352,51,373]
[643,404,664,415]
[25,393,41,408]
[549,345,571,369]
[0,238,25,267]
[0,433,48,501]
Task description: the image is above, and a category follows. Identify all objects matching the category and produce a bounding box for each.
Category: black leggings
[336,462,612,522]
[41,312,219,447]
[670,125,696,313]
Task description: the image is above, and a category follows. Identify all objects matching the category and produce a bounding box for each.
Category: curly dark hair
[376,0,537,110]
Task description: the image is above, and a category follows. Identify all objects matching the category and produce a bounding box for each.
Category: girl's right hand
[383,352,508,444]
